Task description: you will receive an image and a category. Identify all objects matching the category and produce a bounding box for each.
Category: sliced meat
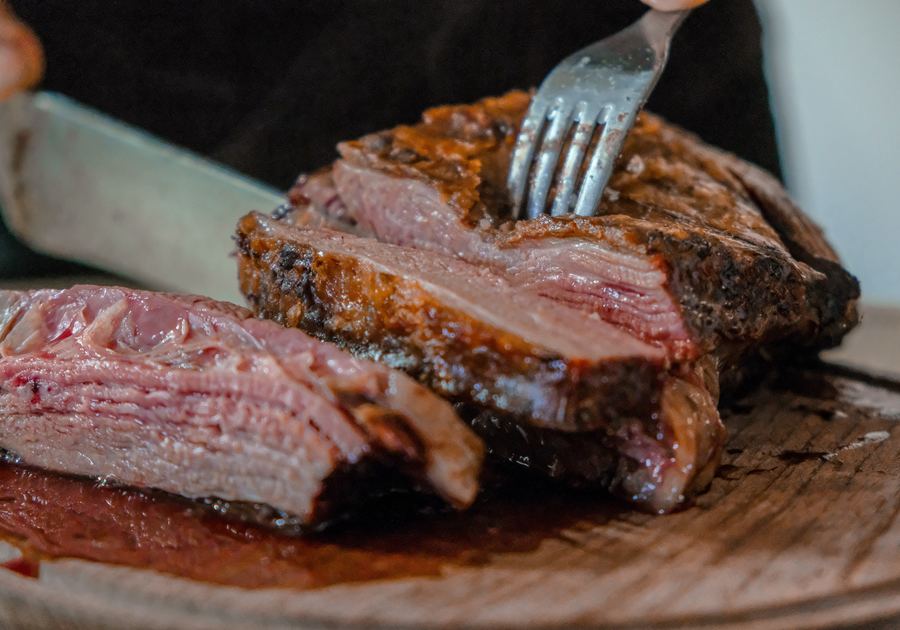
[239,91,858,513]
[238,213,667,431]
[284,91,858,362]
[334,156,694,354]
[0,286,483,527]
[237,214,725,512]
[455,357,722,510]
[275,168,360,234]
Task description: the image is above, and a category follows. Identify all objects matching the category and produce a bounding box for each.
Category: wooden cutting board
[0,287,898,629]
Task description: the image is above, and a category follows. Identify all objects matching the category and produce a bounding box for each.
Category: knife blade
[0,92,283,303]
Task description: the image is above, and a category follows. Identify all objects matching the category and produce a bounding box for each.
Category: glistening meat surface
[289,91,858,363]
[238,214,670,430]
[237,214,725,512]
[240,91,859,512]
[0,286,483,527]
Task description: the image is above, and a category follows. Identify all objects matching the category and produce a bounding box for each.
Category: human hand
[641,0,709,10]
[0,1,43,100]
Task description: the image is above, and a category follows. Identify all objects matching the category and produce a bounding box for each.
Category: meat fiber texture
[237,91,859,513]
[0,286,483,528]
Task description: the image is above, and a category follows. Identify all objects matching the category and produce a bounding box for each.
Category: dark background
[4,0,779,275]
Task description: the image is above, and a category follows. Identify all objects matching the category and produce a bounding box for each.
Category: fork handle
[640,9,690,57]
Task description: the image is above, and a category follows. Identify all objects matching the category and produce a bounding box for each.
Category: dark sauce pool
[0,462,620,590]
[2,365,892,591]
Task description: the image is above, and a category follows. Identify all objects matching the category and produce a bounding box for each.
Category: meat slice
[0,286,483,527]
[285,91,858,363]
[239,91,858,512]
[237,214,725,512]
[238,214,668,431]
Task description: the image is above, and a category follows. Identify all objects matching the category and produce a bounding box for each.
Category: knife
[0,91,283,303]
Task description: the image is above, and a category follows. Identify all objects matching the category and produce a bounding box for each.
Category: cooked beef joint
[0,287,483,526]
[238,214,723,512]
[237,91,858,512]
[287,92,858,361]
[239,214,668,432]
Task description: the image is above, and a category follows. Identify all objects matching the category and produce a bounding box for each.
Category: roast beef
[237,215,724,512]
[303,91,858,360]
[239,214,667,431]
[237,91,859,512]
[0,286,483,527]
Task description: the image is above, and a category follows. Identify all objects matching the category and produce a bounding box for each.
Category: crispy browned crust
[338,91,527,225]
[236,215,725,510]
[337,90,859,355]
[715,155,860,347]
[237,91,855,511]
[502,214,832,362]
[236,213,662,434]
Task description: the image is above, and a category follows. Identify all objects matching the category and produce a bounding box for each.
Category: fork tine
[510,9,689,220]
[525,102,573,219]
[507,101,549,220]
[572,109,635,217]
[549,103,605,217]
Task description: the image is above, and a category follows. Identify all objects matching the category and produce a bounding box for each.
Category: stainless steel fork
[507,9,689,220]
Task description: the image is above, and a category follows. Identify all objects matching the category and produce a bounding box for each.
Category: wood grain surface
[0,284,897,629]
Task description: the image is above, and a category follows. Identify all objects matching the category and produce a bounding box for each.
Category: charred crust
[277,246,300,270]
[233,91,859,511]
[236,216,662,433]
[338,90,858,360]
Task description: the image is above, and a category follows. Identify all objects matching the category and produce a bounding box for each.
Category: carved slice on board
[0,358,898,629]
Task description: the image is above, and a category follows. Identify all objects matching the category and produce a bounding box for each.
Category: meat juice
[0,462,606,589]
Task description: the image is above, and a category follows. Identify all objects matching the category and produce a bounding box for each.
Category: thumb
[0,3,44,101]
[641,0,709,11]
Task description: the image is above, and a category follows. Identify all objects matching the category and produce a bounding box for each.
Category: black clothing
[3,0,779,276]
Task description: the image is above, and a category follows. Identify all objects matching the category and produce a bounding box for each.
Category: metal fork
[508,9,690,220]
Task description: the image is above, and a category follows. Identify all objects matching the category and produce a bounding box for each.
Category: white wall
[756,0,900,305]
